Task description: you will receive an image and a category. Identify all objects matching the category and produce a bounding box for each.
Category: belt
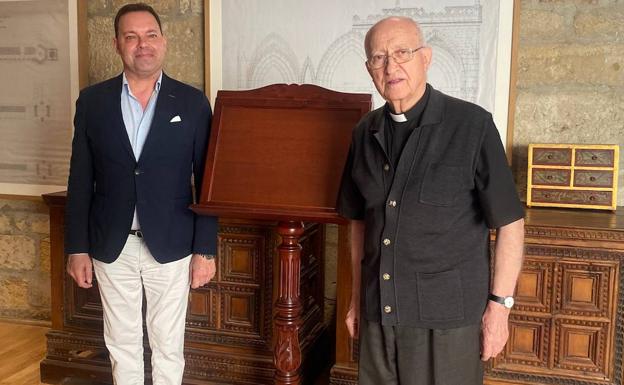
[129,229,143,238]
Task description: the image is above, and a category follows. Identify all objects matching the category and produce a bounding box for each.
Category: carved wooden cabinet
[527,144,619,210]
[331,207,624,385]
[486,207,624,385]
[41,192,327,385]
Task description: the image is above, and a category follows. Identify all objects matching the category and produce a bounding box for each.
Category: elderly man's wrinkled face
[115,11,167,79]
[366,18,432,113]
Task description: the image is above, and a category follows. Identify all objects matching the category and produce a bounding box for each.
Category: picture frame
[0,0,87,196]
[204,0,521,161]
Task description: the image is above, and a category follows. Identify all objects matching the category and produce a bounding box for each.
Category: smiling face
[365,17,432,113]
[114,11,167,79]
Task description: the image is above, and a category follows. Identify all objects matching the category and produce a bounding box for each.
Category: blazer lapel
[106,74,136,162]
[138,73,177,163]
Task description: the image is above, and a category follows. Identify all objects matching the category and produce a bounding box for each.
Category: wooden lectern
[192,84,371,385]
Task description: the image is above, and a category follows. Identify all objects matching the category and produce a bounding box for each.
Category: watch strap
[488,293,514,308]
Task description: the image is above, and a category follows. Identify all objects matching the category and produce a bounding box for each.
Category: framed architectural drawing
[0,0,82,196]
[205,0,521,158]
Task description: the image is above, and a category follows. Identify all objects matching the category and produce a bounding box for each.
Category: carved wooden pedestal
[330,207,624,385]
[274,221,305,385]
[40,193,327,385]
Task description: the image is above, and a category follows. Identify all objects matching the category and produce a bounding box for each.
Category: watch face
[504,296,515,308]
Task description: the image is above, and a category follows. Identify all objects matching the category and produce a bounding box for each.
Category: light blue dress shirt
[121,71,162,230]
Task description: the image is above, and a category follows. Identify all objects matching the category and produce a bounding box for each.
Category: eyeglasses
[366,47,425,69]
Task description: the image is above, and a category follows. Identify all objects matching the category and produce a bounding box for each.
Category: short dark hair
[114,3,162,37]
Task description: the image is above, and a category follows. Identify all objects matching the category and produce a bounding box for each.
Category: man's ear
[421,46,433,71]
[365,61,374,79]
[113,37,120,54]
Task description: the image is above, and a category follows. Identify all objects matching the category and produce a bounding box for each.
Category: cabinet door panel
[554,319,611,380]
[499,315,551,368]
[515,258,553,313]
[556,261,616,318]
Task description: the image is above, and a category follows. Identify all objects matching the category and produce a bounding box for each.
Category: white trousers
[93,234,191,385]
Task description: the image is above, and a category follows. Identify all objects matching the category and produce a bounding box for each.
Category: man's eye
[373,55,386,61]
[396,49,410,57]
[125,35,136,40]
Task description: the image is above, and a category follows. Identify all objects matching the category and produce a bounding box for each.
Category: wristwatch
[488,293,514,309]
[198,253,215,260]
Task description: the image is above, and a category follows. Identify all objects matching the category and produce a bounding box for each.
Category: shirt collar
[122,71,163,93]
[385,84,431,123]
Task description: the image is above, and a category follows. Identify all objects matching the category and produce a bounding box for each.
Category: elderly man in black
[337,16,525,385]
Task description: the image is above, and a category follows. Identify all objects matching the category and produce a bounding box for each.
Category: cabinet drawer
[575,149,615,167]
[531,189,612,206]
[531,168,570,186]
[573,170,614,188]
[532,148,572,166]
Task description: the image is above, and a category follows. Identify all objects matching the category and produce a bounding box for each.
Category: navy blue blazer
[64,73,217,263]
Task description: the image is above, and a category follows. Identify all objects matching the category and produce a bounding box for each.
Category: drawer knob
[591,155,598,160]
[547,154,553,159]
[590,176,596,181]
[544,193,550,198]
[546,175,553,180]
[589,195,596,201]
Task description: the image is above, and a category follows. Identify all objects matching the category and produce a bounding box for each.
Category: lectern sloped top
[192,83,372,223]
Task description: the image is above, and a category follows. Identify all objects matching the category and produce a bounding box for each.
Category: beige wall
[512,1,624,203]
[1,0,623,321]
[87,0,205,89]
[0,197,50,320]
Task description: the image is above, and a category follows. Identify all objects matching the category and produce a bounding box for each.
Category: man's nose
[384,56,399,73]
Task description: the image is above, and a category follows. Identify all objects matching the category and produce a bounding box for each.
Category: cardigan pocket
[417,269,464,321]
[419,163,463,206]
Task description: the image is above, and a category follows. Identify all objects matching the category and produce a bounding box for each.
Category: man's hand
[67,253,93,288]
[345,297,360,339]
[480,301,510,361]
[190,254,216,289]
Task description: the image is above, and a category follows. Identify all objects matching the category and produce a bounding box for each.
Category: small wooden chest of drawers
[527,144,619,210]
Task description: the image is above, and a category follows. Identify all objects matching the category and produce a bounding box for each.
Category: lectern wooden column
[191,84,371,385]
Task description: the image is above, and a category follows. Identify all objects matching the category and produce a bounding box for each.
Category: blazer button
[134,168,141,175]
[383,238,391,246]
[384,305,392,313]
[383,164,390,171]
[382,273,391,280]
[388,200,397,207]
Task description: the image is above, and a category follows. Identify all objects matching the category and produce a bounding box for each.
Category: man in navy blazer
[64,3,217,384]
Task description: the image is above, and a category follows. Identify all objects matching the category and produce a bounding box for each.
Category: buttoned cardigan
[337,85,524,329]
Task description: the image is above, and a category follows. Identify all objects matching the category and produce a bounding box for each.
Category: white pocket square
[170,115,182,123]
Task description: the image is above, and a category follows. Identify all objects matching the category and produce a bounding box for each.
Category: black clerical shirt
[337,84,524,329]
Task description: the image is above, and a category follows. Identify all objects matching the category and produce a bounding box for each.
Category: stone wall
[0,197,50,320]
[87,0,205,89]
[512,0,624,202]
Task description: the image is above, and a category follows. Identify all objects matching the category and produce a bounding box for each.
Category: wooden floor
[0,321,50,385]
[0,321,330,385]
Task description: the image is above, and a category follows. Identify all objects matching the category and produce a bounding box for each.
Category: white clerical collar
[389,111,407,122]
